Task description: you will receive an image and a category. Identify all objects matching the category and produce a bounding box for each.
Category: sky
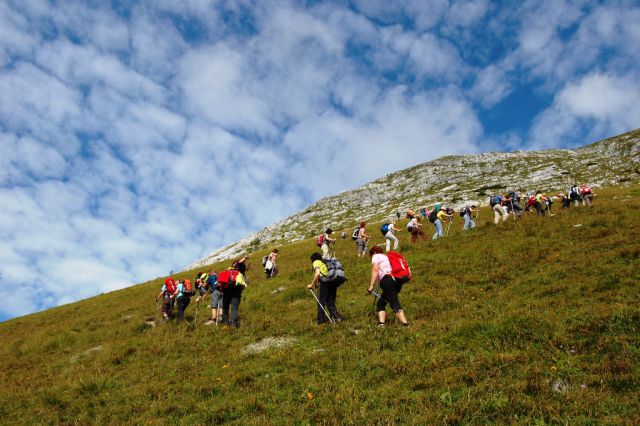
[1,0,639,321]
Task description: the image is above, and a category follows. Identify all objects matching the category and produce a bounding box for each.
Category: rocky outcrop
[186,129,640,270]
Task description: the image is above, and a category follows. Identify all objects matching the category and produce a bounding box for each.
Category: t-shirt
[323,233,332,245]
[372,253,391,281]
[312,259,328,277]
[535,193,544,203]
[437,210,447,221]
[206,275,218,291]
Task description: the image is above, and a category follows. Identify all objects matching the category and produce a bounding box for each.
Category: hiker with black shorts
[220,257,249,327]
[368,246,409,327]
[308,252,342,324]
[173,279,193,321]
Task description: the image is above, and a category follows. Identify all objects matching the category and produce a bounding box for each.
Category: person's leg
[380,278,408,325]
[493,205,500,224]
[176,298,185,321]
[327,284,339,320]
[230,288,242,326]
[470,216,476,229]
[322,244,330,259]
[502,208,508,222]
[221,291,231,324]
[463,214,470,230]
[390,233,399,250]
[437,220,443,238]
[385,235,391,252]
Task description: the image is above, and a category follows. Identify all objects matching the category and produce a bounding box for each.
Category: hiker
[429,203,442,239]
[383,222,401,252]
[581,185,593,206]
[368,246,409,327]
[461,205,477,231]
[437,207,454,238]
[406,209,415,219]
[156,277,176,321]
[220,257,249,327]
[526,192,536,213]
[264,248,278,278]
[307,252,343,324]
[409,216,427,242]
[356,222,369,258]
[545,194,554,215]
[201,271,221,324]
[569,184,582,207]
[396,211,401,221]
[321,228,336,260]
[420,208,427,219]
[491,194,508,224]
[173,279,194,321]
[195,272,209,303]
[557,193,571,209]
[505,191,524,216]
[340,231,347,239]
[534,190,546,216]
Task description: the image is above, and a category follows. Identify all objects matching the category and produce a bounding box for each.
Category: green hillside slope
[1,186,639,424]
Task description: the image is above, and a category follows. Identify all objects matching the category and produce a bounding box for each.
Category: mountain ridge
[187,129,640,270]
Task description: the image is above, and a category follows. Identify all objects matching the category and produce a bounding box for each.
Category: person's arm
[308,268,321,289]
[368,262,380,293]
[172,285,179,298]
[156,290,163,301]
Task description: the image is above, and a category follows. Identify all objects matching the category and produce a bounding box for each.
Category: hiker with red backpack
[356,222,369,258]
[307,252,345,324]
[318,228,336,260]
[367,246,410,327]
[156,277,176,321]
[219,257,249,327]
[172,279,194,321]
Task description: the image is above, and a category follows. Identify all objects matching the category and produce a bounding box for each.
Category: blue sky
[1,0,639,321]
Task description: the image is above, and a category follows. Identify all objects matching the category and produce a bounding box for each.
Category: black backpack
[459,208,466,217]
[428,210,438,223]
[351,226,359,240]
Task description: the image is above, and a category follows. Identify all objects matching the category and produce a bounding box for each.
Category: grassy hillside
[1,185,639,424]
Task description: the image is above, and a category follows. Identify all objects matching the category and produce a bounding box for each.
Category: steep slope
[0,185,638,424]
[188,128,640,269]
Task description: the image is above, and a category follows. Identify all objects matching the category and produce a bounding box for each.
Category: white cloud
[528,72,640,149]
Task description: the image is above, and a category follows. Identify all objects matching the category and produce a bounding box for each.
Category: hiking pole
[194,297,200,327]
[308,288,335,324]
[510,200,516,220]
[216,298,222,326]
[369,289,392,307]
[445,219,452,237]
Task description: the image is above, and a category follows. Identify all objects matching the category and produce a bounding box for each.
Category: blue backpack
[380,223,389,235]
[490,195,502,206]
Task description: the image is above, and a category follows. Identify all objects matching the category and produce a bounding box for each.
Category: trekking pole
[194,298,200,326]
[445,219,452,237]
[308,288,335,324]
[369,289,392,307]
[216,298,222,326]
[510,200,516,220]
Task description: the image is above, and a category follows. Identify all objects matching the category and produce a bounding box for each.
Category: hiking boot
[231,321,240,328]
[378,322,385,328]
[401,322,410,327]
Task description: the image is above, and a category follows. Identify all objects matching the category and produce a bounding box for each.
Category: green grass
[1,186,639,424]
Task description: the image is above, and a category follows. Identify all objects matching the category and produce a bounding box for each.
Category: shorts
[209,289,223,309]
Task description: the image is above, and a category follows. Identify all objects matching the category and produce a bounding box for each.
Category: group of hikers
[155,184,593,328]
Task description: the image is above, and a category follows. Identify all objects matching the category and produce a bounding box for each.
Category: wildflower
[550,366,557,373]
[307,392,315,399]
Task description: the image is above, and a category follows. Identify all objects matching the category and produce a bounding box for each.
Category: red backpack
[217,269,239,292]
[316,234,325,247]
[387,251,412,283]
[164,278,176,295]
